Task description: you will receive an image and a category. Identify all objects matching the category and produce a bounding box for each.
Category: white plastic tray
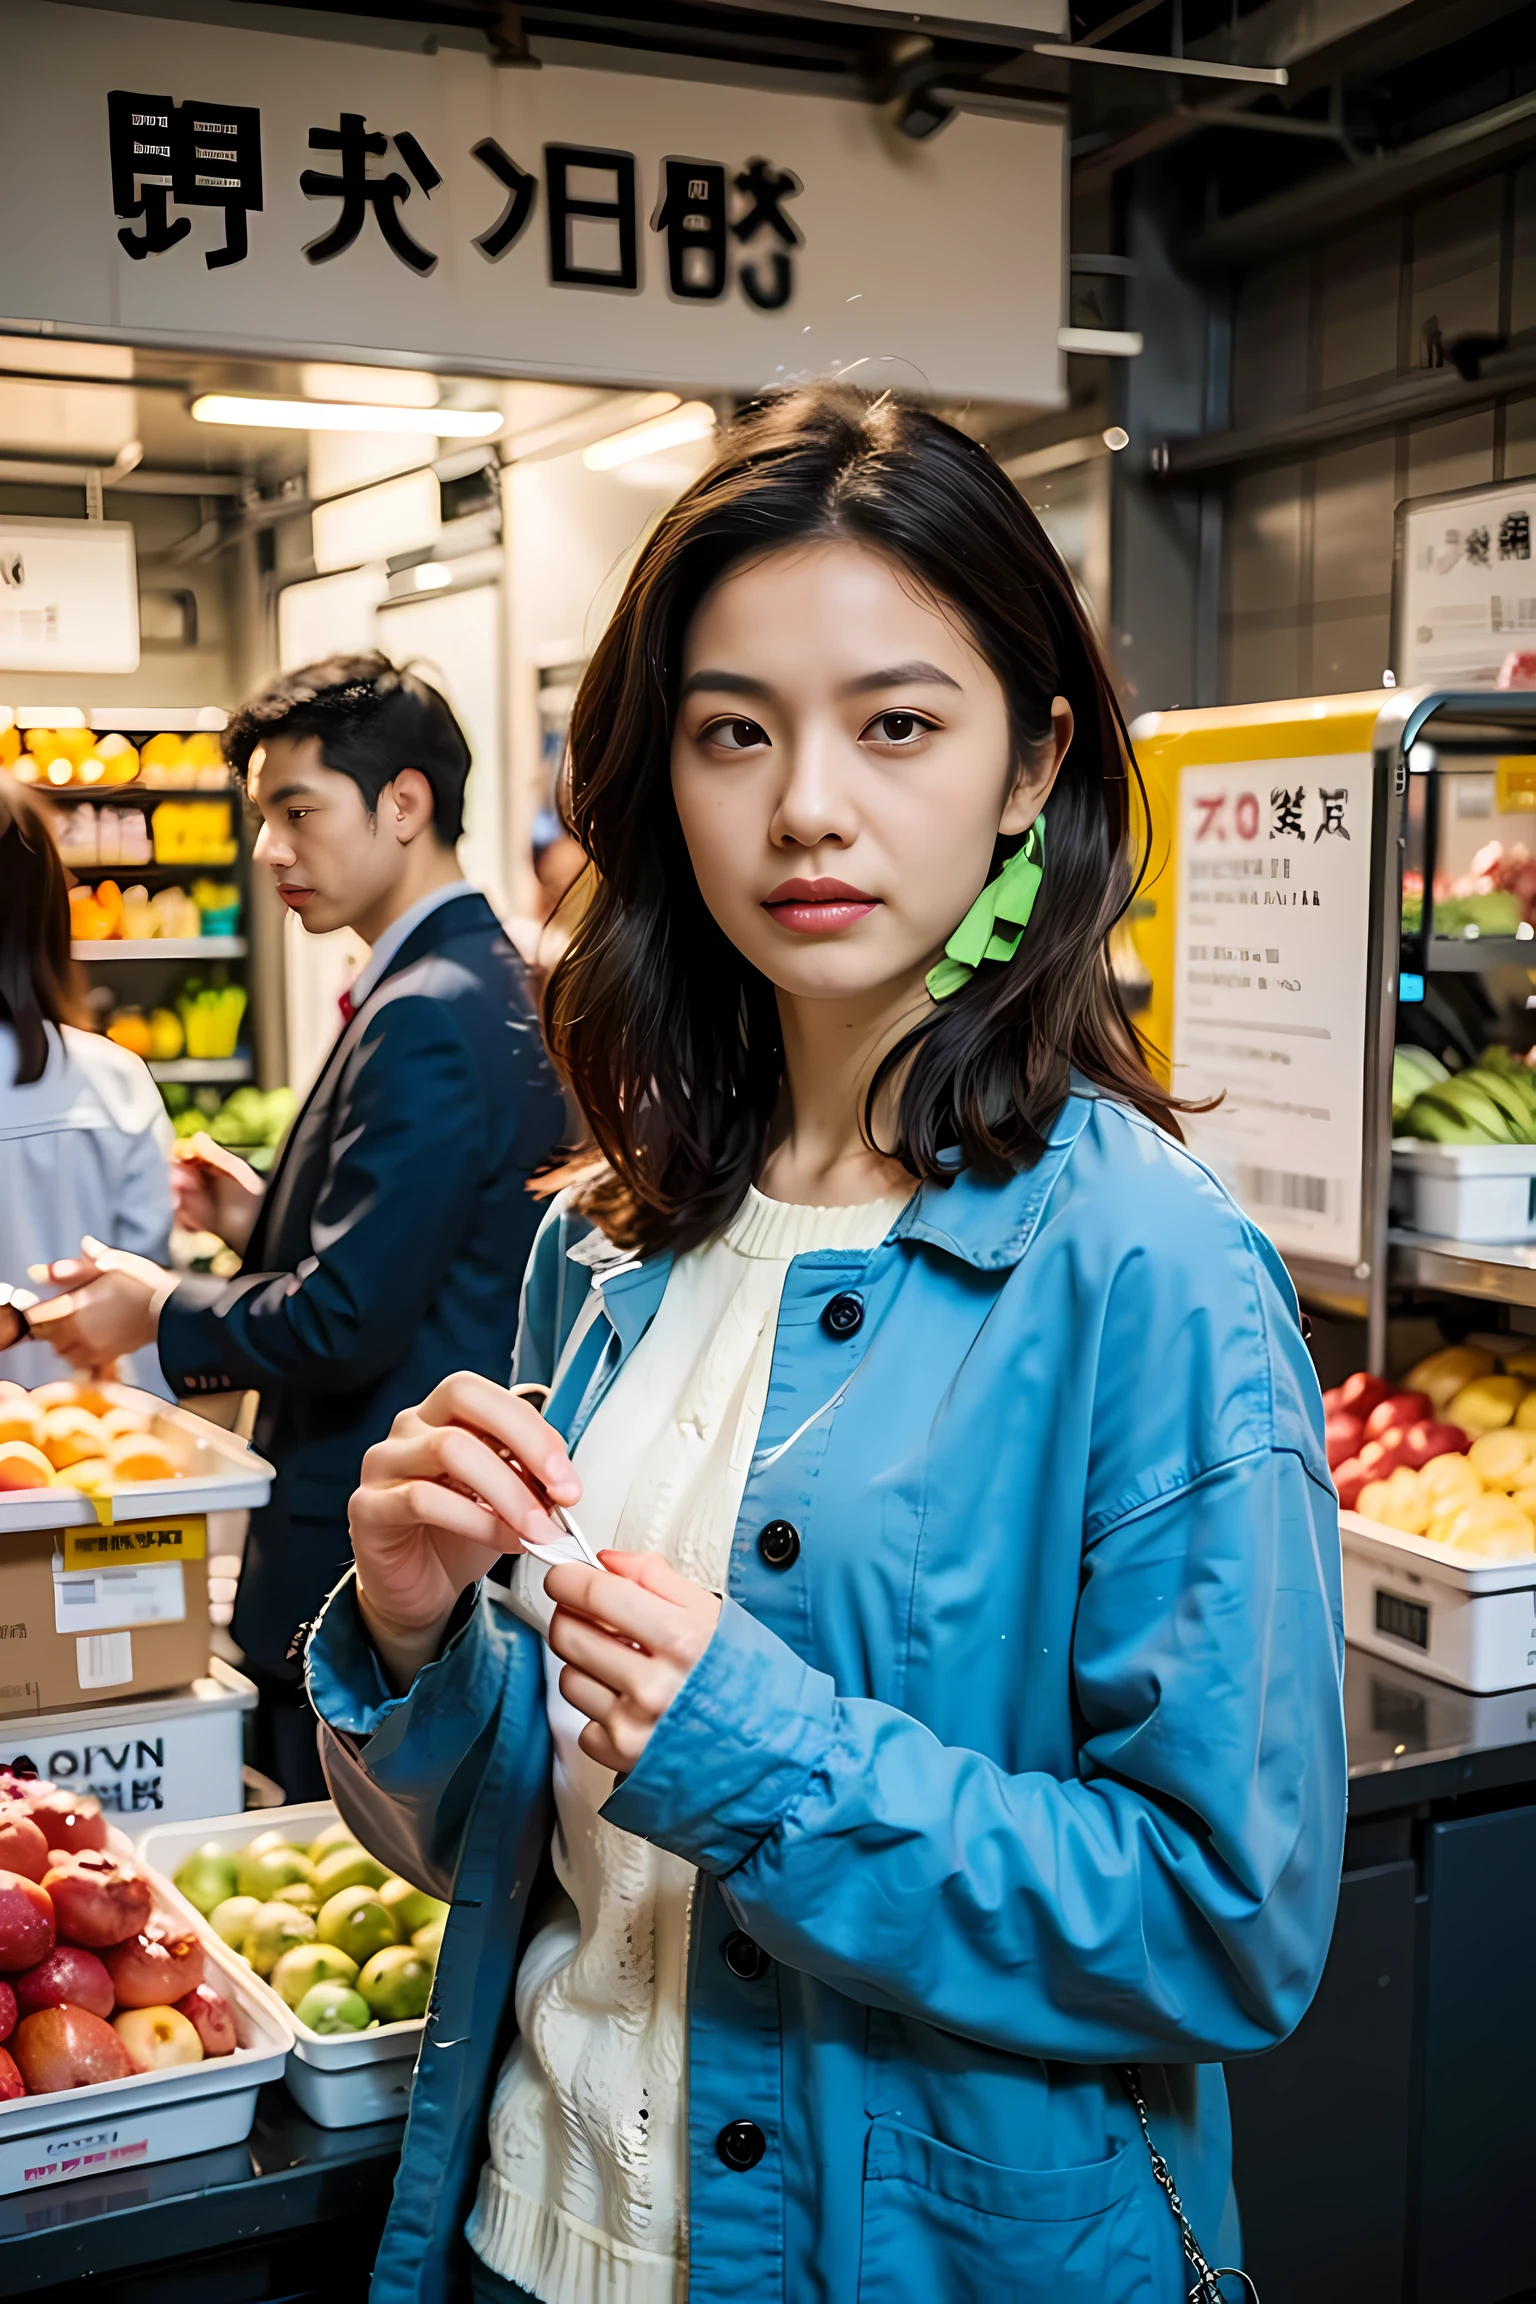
[1393,1137,1536,1244]
[0,1660,256,1827]
[1341,1507,1536,1692]
[0,1825,291,2192]
[0,1383,273,1531]
[139,1800,425,2129]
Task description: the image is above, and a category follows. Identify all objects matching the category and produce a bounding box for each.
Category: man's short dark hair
[225,652,471,844]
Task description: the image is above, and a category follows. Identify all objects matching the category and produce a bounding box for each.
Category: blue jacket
[161,891,564,1676]
[307,1089,1346,2304]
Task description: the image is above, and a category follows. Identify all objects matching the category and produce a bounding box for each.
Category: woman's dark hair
[0,775,87,1086]
[547,387,1180,1256]
[224,651,472,843]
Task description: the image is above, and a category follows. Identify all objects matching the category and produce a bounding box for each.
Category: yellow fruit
[1468,1429,1534,1488]
[23,726,54,757]
[1358,1468,1429,1534]
[1446,1374,1526,1433]
[1509,1484,1536,1521]
[51,727,95,767]
[106,1009,153,1058]
[1442,1494,1536,1558]
[1502,1348,1536,1381]
[1514,1393,1536,1433]
[0,725,18,767]
[1418,1451,1481,1504]
[148,1008,184,1060]
[141,732,185,772]
[1406,1345,1496,1411]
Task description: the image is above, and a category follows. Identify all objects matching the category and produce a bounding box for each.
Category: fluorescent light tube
[191,394,502,438]
[583,402,716,471]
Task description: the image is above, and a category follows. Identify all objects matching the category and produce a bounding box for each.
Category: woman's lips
[763,878,880,935]
[277,886,315,911]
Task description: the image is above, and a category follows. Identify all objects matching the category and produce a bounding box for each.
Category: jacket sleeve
[305,1570,532,1901]
[603,1440,1347,2065]
[157,995,487,1396]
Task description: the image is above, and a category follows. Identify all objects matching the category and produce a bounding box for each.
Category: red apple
[1333,1457,1371,1508]
[23,1790,107,1855]
[1325,1411,1364,1469]
[112,2004,203,2072]
[15,1944,114,2022]
[0,1809,48,1884]
[1396,1419,1472,1470]
[0,1871,55,1972]
[1337,1371,1391,1417]
[12,2004,135,2092]
[1363,1392,1434,1442]
[175,1982,237,2057]
[1358,1433,1411,1479]
[0,1979,15,2043]
[105,1928,204,2009]
[0,2046,22,2100]
[41,1852,151,1949]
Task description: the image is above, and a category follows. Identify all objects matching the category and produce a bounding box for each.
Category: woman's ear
[999,696,1074,837]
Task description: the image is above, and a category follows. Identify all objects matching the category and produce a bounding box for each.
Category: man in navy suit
[36,654,566,1795]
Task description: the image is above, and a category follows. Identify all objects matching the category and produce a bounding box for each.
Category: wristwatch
[0,1282,39,1351]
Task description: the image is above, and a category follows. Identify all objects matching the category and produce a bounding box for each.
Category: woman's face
[671,539,1069,1011]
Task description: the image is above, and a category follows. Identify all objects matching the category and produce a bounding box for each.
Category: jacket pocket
[857,2116,1175,2304]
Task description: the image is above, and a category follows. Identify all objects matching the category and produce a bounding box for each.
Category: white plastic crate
[0,1385,272,1533]
[0,1660,255,1826]
[0,1828,290,2194]
[1342,1508,1536,1692]
[139,1800,425,2129]
[1392,1139,1536,1244]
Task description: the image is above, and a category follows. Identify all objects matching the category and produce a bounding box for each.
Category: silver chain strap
[1121,2068,1260,2304]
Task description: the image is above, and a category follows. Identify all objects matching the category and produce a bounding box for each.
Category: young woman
[308,390,1345,2304]
[0,777,173,1387]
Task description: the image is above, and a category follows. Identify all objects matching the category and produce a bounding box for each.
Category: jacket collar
[897,1090,1096,1271]
[374,886,497,994]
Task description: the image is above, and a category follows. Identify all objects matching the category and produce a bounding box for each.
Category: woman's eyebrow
[841,661,962,695]
[679,669,773,700]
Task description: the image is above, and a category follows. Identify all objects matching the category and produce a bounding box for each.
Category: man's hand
[348,1372,583,1691]
[171,1135,265,1254]
[26,1239,170,1374]
[545,1552,721,1774]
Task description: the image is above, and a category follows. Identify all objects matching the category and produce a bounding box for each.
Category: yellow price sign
[63,1517,207,1571]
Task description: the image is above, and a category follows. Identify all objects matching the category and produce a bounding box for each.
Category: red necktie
[337,989,355,1027]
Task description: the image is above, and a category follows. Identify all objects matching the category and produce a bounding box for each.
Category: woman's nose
[769,728,858,850]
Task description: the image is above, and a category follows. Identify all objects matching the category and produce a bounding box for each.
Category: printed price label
[53,1563,185,1637]
[63,1517,205,1570]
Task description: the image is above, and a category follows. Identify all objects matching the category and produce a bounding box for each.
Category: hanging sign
[1396,479,1536,688]
[1171,752,1376,1269]
[0,0,1065,405]
[0,518,139,675]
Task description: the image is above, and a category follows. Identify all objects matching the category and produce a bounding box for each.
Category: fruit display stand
[139,1805,428,2130]
[0,1827,291,2197]
[1340,1508,1536,1691]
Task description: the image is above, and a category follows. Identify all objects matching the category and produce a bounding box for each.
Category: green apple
[380,1876,448,1939]
[272,1880,320,1914]
[173,1842,239,1917]
[313,1845,390,1897]
[411,1916,446,1960]
[316,1885,398,1966]
[242,1901,317,1976]
[270,1941,359,2010]
[242,1828,297,1862]
[236,1844,316,1902]
[306,1820,362,1862]
[210,1893,262,1949]
[358,1944,434,2022]
[294,1981,372,2036]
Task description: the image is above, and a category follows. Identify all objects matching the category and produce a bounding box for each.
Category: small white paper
[54,1563,185,1635]
[75,1631,133,1691]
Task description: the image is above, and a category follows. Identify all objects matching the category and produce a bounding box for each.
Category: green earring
[926,815,1045,1002]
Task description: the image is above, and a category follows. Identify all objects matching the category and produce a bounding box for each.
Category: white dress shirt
[346,880,482,1010]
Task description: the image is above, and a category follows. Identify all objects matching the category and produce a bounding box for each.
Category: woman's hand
[546,1552,721,1773]
[171,1135,266,1254]
[349,1372,581,1692]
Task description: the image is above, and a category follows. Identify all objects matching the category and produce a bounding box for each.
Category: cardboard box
[0,1513,211,1719]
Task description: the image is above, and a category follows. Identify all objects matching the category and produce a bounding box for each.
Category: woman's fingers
[556,1662,622,1723]
[362,1417,566,1551]
[547,1607,663,1702]
[351,1466,513,1553]
[544,1559,694,1658]
[417,1371,581,1503]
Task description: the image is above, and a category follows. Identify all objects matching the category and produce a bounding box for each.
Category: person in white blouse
[0,775,173,1393]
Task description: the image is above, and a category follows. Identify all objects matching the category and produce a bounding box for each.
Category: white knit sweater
[467,1185,911,2304]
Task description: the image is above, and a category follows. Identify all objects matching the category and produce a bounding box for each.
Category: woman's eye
[287,808,311,822]
[705,717,770,752]
[866,710,934,745]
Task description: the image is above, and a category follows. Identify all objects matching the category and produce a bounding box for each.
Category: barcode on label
[1236,1165,1338,1217]
[76,1632,133,1690]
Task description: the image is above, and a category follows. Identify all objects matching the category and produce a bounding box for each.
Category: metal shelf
[67,860,236,876]
[74,937,246,960]
[149,1057,252,1085]
[1389,1228,1536,1309]
[45,783,234,803]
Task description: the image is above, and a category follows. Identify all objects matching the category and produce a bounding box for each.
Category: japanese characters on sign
[108,92,803,305]
[1397,479,1536,688]
[1172,754,1376,1269]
